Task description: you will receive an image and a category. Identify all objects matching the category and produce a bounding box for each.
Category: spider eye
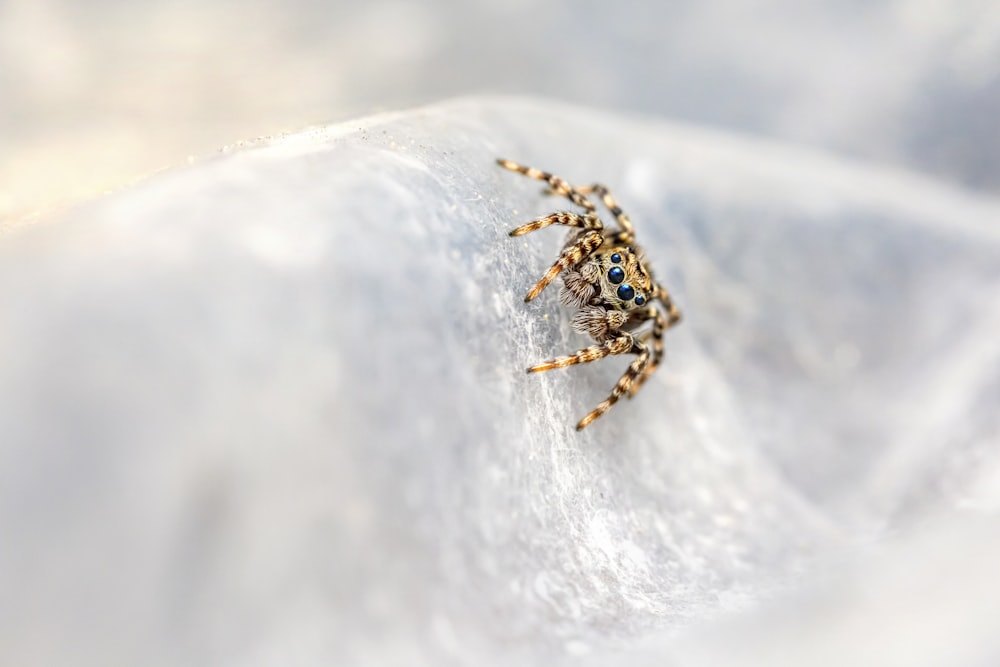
[610,253,622,264]
[607,267,625,284]
[634,294,646,306]
[616,284,635,301]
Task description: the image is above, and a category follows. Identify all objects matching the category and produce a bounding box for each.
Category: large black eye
[610,253,622,263]
[607,267,625,284]
[634,294,646,306]
[617,284,635,301]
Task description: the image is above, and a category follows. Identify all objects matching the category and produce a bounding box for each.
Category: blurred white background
[2,0,1000,222]
[2,3,1000,663]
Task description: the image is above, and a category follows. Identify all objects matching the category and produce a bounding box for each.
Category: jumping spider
[498,158,682,431]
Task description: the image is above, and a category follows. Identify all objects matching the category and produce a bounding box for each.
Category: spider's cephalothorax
[498,158,682,431]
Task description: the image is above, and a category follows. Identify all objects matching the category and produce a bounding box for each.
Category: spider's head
[596,247,653,312]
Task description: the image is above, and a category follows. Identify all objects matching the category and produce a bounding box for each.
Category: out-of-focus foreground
[2,0,1000,223]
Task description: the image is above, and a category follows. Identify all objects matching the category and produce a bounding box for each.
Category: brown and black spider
[498,158,682,431]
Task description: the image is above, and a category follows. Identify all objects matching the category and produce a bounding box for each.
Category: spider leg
[497,158,597,212]
[629,308,665,397]
[576,184,635,239]
[527,332,634,373]
[654,283,682,326]
[523,230,603,302]
[577,339,651,431]
[629,290,681,396]
[508,211,603,237]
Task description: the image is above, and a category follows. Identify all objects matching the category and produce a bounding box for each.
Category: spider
[498,158,682,431]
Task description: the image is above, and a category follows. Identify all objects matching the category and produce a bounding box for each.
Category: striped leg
[523,230,603,302]
[577,184,634,237]
[527,333,634,373]
[508,211,603,237]
[629,309,665,397]
[655,284,682,326]
[577,341,651,431]
[497,158,596,212]
[629,291,681,396]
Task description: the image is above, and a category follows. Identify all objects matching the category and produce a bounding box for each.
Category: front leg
[522,230,603,303]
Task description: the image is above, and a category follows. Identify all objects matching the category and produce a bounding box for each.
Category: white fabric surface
[1,97,998,665]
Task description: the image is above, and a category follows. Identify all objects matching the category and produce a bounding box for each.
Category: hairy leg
[522,230,603,302]
[577,183,635,238]
[527,332,633,373]
[629,308,665,396]
[497,158,596,212]
[508,211,603,237]
[629,293,681,395]
[577,340,650,430]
